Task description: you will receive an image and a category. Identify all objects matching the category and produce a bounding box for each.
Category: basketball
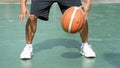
[61,6,86,33]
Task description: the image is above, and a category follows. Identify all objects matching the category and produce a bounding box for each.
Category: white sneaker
[20,46,33,59]
[80,44,96,58]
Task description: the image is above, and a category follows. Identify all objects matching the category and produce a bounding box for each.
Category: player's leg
[79,21,96,58]
[20,0,54,59]
[26,15,38,44]
[79,20,88,43]
[20,15,38,59]
[58,0,96,58]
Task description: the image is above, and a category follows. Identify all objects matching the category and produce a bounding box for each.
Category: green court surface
[0,3,120,68]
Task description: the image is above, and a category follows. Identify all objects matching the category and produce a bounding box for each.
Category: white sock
[26,44,32,48]
[82,42,88,47]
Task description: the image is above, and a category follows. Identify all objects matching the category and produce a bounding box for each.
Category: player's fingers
[79,5,84,8]
[19,15,23,23]
[79,5,89,20]
[27,9,30,17]
[78,5,87,20]
[81,5,88,20]
[79,5,86,14]
[23,14,26,22]
[85,13,88,20]
[19,13,26,23]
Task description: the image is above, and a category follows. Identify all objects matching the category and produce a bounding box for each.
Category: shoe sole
[80,51,96,58]
[20,52,33,60]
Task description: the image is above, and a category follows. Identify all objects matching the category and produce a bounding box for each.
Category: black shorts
[30,0,82,20]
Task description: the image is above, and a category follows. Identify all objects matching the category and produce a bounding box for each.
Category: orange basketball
[61,6,86,33]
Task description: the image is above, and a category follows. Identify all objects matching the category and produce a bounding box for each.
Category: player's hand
[79,4,91,20]
[19,5,30,23]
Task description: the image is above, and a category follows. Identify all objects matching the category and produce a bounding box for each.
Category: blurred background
[0,0,120,3]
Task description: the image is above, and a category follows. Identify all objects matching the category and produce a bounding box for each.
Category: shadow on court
[20,38,96,68]
[33,38,81,58]
[104,53,120,68]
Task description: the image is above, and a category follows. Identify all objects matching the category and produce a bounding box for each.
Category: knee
[29,15,37,22]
